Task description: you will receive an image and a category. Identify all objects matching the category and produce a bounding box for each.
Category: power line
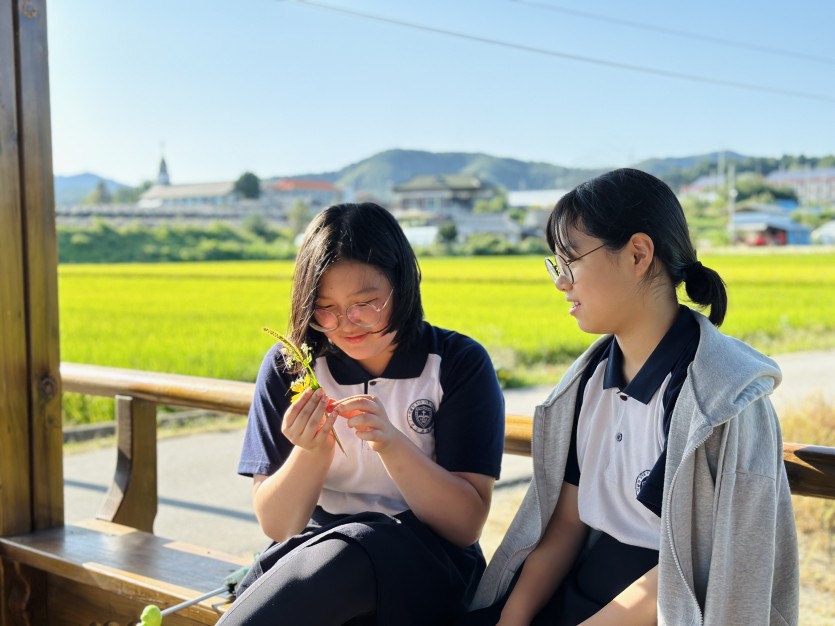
[512,0,835,67]
[292,1,835,104]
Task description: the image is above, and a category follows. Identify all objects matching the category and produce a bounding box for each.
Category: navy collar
[324,322,430,385]
[603,306,700,404]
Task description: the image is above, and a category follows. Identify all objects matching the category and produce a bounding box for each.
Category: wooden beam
[783,443,835,501]
[16,0,63,532]
[62,362,254,414]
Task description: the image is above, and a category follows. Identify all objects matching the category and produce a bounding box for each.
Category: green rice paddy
[60,252,835,423]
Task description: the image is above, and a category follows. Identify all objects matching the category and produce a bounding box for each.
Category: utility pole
[727,163,737,245]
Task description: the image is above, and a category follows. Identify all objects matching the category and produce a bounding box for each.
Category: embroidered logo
[407,399,435,434]
[635,469,651,496]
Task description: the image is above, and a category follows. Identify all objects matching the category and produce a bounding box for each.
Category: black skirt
[458,531,658,626]
[237,506,485,626]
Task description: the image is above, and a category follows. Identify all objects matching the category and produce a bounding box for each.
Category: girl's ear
[629,232,655,277]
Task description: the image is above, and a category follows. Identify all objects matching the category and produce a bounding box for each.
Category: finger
[333,396,380,417]
[283,387,313,431]
[330,394,374,407]
[302,390,328,439]
[336,407,367,419]
[346,414,376,430]
[353,428,382,442]
[318,406,339,436]
[331,394,376,408]
[286,388,323,442]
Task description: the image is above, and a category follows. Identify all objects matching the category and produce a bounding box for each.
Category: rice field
[59,251,835,423]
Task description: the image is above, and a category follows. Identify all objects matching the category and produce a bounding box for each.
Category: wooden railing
[62,362,835,533]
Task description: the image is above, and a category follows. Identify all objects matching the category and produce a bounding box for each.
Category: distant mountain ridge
[54,173,129,205]
[273,148,741,199]
[55,149,744,205]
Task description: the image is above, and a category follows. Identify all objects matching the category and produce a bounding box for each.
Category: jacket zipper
[495,413,547,598]
[665,431,711,625]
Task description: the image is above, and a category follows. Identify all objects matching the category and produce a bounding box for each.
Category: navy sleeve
[434,334,505,479]
[238,344,296,477]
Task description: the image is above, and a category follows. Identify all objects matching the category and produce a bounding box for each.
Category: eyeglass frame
[545,242,607,286]
[309,289,394,332]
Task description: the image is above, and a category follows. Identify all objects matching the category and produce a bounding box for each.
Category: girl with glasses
[461,169,798,625]
[219,202,505,626]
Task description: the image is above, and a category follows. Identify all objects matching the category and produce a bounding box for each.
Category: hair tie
[683,260,702,281]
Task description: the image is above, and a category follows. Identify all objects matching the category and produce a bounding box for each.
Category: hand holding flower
[264,327,345,455]
[281,387,339,455]
[331,395,404,454]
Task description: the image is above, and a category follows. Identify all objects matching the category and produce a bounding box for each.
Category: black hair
[288,202,424,355]
[545,168,727,326]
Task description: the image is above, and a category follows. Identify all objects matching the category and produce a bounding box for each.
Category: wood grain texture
[0,0,33,541]
[98,396,158,532]
[0,520,246,624]
[49,575,211,626]
[16,0,63,532]
[62,363,254,414]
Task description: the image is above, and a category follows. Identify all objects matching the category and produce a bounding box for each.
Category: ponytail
[681,261,727,327]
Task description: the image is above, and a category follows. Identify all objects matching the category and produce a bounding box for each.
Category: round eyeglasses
[309,289,394,332]
[545,243,606,286]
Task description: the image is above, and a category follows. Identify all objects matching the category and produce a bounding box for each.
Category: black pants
[217,536,376,626]
[219,509,483,626]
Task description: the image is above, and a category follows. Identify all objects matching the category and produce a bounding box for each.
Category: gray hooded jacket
[472,312,799,625]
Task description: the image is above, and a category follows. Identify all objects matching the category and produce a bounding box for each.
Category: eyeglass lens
[546,257,572,284]
[312,302,380,330]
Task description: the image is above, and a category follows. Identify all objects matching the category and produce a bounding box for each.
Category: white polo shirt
[239,322,506,516]
[565,307,700,550]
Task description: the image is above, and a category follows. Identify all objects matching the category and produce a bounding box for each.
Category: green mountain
[278,149,749,199]
[279,149,609,199]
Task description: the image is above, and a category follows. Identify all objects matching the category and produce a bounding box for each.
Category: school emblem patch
[407,399,435,434]
[635,469,651,496]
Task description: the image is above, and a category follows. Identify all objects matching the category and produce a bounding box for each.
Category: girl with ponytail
[462,169,798,625]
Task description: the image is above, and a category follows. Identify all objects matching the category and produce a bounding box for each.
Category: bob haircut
[546,168,727,325]
[287,202,424,356]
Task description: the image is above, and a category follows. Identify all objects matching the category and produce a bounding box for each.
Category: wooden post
[98,396,159,532]
[16,0,63,534]
[0,0,61,623]
[0,0,33,539]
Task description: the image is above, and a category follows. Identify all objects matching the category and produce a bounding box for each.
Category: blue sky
[48,0,835,186]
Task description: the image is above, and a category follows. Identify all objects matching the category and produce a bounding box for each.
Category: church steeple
[157,155,170,186]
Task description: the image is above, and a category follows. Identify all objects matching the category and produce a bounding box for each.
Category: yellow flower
[290,375,309,403]
[264,327,345,455]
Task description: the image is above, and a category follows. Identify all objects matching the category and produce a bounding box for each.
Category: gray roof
[141,182,236,200]
[393,174,493,192]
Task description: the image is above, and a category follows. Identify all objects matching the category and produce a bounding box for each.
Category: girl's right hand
[281,387,337,454]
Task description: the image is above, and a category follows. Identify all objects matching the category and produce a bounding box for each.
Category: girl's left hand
[331,395,403,453]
